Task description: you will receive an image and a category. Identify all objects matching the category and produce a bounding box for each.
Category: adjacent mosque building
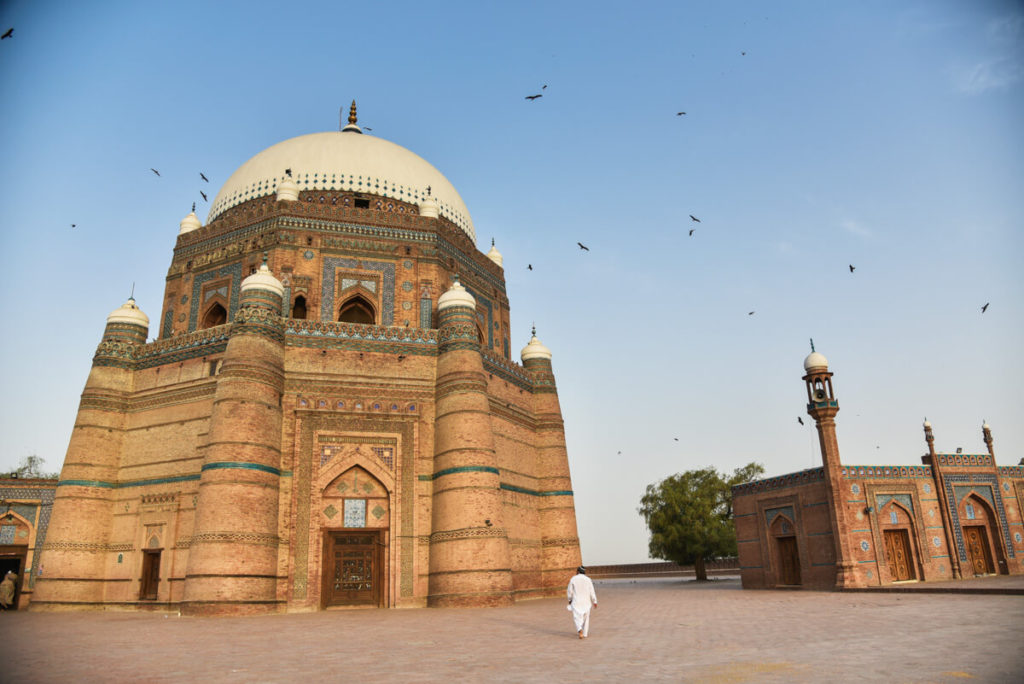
[733,348,1024,589]
[29,104,582,614]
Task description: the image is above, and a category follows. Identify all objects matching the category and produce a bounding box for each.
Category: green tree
[638,462,764,581]
[11,454,58,480]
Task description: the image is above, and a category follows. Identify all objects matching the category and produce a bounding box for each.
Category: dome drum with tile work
[208,131,475,243]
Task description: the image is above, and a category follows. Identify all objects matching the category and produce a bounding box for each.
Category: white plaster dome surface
[208,131,475,242]
[241,263,284,297]
[107,298,150,327]
[437,279,476,311]
[521,333,552,361]
[803,351,829,371]
[178,211,201,235]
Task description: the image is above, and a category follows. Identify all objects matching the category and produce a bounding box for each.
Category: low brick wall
[587,558,739,579]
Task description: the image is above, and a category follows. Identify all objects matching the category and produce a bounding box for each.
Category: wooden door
[963,526,995,575]
[884,529,914,581]
[140,550,161,600]
[325,533,379,607]
[776,536,801,586]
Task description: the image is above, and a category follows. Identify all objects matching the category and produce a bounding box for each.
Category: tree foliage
[638,462,764,580]
[10,455,58,480]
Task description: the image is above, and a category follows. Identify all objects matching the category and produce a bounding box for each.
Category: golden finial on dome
[348,100,358,125]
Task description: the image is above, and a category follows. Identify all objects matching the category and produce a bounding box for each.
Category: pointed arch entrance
[878,499,918,582]
[319,465,390,608]
[959,493,1002,576]
[769,514,801,586]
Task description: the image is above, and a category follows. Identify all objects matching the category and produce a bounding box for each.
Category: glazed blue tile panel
[11,503,37,524]
[876,494,914,515]
[944,474,1014,559]
[0,525,14,544]
[420,297,432,328]
[0,485,55,588]
[188,263,242,331]
[162,307,174,338]
[764,506,794,527]
[463,285,494,349]
[321,257,394,325]
[954,484,994,508]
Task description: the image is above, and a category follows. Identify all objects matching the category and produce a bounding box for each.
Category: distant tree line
[5,455,59,480]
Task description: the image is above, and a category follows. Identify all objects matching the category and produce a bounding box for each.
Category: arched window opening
[292,295,308,320]
[339,296,375,325]
[201,302,227,329]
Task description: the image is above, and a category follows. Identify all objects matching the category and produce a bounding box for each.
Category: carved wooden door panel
[140,550,161,600]
[883,529,913,581]
[326,533,378,606]
[776,536,801,586]
[964,526,994,575]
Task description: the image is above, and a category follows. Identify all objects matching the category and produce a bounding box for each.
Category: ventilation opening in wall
[354,198,370,209]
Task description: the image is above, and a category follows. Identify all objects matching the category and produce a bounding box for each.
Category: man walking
[567,566,597,639]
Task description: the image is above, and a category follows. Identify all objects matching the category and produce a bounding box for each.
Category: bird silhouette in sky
[748,311,755,316]
[71,223,76,228]
[689,214,700,222]
[741,51,746,56]
[200,190,208,201]
[797,416,804,425]
[849,264,856,273]
[676,112,686,116]
[150,168,160,177]
[981,302,989,313]
[525,94,542,101]
[528,264,533,270]
[285,168,292,177]
[1,28,13,40]
[577,242,589,251]
[200,172,209,182]
[689,229,696,236]
[674,438,679,442]
[542,84,548,90]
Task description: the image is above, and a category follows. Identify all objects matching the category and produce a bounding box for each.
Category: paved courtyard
[2,578,1022,683]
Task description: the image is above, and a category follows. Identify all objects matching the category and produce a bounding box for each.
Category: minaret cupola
[178,205,201,235]
[275,170,299,203]
[486,239,504,267]
[802,340,836,414]
[520,326,552,362]
[437,275,476,311]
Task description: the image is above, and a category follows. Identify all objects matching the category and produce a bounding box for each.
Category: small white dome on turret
[276,175,299,202]
[486,239,503,267]
[923,418,932,429]
[107,297,150,327]
[803,351,829,371]
[178,211,201,235]
[419,194,440,219]
[437,276,475,311]
[241,262,284,297]
[982,420,990,430]
[520,328,552,361]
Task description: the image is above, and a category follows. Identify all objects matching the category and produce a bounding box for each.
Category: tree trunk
[694,556,708,581]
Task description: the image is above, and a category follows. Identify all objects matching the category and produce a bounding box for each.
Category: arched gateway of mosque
[30,104,582,614]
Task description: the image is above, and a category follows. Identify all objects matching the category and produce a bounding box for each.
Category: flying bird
[191,202,196,212]
[527,264,533,270]
[741,51,746,56]
[150,168,161,177]
[849,264,855,273]
[364,127,372,131]
[673,438,679,442]
[748,311,755,316]
[981,302,989,313]
[200,172,209,182]
[797,416,804,426]
[71,223,76,228]
[676,112,686,116]
[285,168,292,177]
[1,28,12,40]
[542,84,547,90]
[689,229,695,236]
[689,214,700,222]
[577,242,589,251]
[200,190,208,201]
[525,94,543,101]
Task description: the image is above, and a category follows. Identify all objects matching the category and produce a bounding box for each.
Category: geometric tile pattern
[876,493,914,516]
[765,506,795,528]
[0,485,55,588]
[943,474,1014,561]
[320,257,395,325]
[188,263,243,332]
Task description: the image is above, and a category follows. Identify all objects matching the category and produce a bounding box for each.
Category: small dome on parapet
[276,174,300,202]
[179,211,201,235]
[437,276,476,311]
[107,297,150,327]
[521,327,552,361]
[803,351,829,372]
[486,239,503,267]
[419,193,440,218]
[241,262,284,297]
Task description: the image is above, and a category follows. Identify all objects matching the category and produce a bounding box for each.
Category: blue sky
[1,1,1021,564]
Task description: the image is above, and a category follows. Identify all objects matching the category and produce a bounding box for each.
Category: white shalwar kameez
[567,573,597,638]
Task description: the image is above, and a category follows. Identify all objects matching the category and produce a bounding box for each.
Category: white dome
[179,211,201,235]
[275,176,299,202]
[241,263,284,298]
[486,240,503,267]
[107,297,150,327]
[437,278,476,311]
[803,351,829,371]
[521,330,552,361]
[208,131,475,242]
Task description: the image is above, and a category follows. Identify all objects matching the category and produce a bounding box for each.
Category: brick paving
[2,578,1022,683]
